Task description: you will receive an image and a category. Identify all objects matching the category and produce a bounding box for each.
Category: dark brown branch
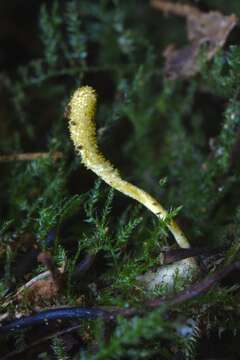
[160,246,223,265]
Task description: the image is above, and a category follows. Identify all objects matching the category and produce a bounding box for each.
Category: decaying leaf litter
[151,0,238,79]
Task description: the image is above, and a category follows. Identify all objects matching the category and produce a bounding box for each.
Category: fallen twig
[151,0,200,17]
[160,246,224,265]
[0,152,62,162]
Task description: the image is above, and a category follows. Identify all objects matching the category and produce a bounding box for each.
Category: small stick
[0,152,62,162]
[150,0,200,18]
[161,246,224,265]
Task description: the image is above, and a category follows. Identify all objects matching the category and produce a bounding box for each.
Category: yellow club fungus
[68,86,191,250]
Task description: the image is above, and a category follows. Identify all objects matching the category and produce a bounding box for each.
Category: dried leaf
[151,0,238,79]
[0,151,63,162]
[18,277,59,306]
[15,252,64,306]
[186,12,237,54]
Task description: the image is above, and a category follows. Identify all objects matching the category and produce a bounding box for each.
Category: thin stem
[0,152,62,162]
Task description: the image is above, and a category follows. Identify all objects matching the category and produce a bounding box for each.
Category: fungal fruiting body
[68,86,191,249]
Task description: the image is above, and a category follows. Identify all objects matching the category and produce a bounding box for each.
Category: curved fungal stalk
[68,86,190,249]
